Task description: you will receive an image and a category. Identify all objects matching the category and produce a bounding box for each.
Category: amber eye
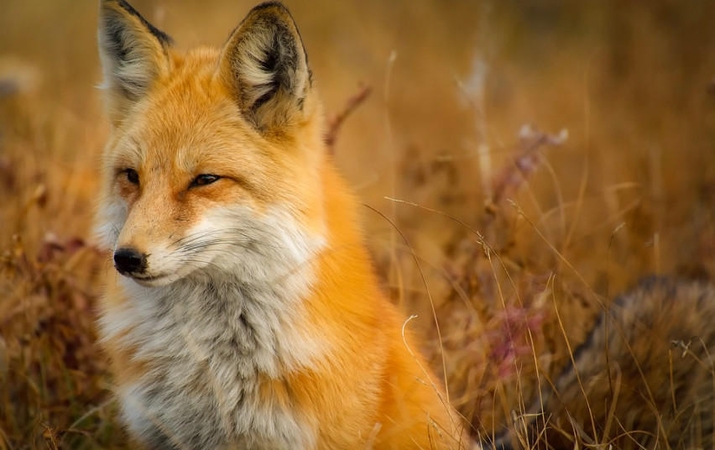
[190,174,220,188]
[124,168,139,185]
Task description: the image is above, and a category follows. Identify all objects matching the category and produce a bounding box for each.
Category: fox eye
[123,168,139,185]
[190,174,220,188]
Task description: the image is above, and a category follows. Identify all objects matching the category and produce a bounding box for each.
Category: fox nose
[113,247,147,274]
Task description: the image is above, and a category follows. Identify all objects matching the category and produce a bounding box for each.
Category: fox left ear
[98,0,172,124]
[219,2,311,133]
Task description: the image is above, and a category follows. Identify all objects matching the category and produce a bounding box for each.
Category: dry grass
[2,0,715,448]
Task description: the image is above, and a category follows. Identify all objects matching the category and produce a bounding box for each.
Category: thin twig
[489,125,568,211]
[325,84,372,154]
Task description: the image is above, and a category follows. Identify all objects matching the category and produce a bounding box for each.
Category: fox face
[97,0,327,288]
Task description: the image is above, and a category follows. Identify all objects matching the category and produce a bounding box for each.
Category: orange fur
[96,1,468,448]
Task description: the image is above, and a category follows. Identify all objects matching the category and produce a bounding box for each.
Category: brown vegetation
[1,0,715,448]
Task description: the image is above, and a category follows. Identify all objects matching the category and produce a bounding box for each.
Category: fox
[490,277,715,449]
[95,0,469,449]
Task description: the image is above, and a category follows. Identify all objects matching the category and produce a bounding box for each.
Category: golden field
[1,0,714,448]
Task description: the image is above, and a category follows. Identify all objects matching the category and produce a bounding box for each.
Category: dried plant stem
[324,84,373,154]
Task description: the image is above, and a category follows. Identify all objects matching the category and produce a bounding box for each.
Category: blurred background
[1,0,714,447]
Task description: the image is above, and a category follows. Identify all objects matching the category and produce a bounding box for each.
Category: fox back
[495,277,715,449]
[96,1,467,449]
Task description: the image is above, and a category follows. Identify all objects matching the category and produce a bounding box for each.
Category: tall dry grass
[1,0,715,448]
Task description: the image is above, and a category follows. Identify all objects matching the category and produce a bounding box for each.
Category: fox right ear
[219,2,312,133]
[97,0,172,123]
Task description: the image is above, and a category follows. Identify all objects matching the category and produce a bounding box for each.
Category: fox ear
[219,2,311,133]
[98,0,172,122]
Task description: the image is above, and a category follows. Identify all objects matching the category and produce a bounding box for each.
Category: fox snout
[113,247,148,276]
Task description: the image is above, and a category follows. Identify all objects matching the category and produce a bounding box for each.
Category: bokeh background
[1,0,714,447]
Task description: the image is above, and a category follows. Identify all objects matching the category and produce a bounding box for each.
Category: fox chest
[102,282,319,449]
[114,325,317,450]
[119,371,315,449]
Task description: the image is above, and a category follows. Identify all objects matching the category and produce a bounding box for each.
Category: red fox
[95,0,468,448]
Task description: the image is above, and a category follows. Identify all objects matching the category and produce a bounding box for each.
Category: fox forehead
[107,48,286,184]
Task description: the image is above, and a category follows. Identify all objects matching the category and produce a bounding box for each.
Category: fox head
[96,0,327,287]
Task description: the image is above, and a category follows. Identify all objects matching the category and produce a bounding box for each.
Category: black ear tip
[250,1,291,14]
[246,1,297,25]
[101,0,173,47]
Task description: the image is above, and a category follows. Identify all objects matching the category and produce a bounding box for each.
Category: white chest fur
[99,208,327,449]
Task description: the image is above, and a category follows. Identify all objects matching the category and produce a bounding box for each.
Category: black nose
[113,247,147,274]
